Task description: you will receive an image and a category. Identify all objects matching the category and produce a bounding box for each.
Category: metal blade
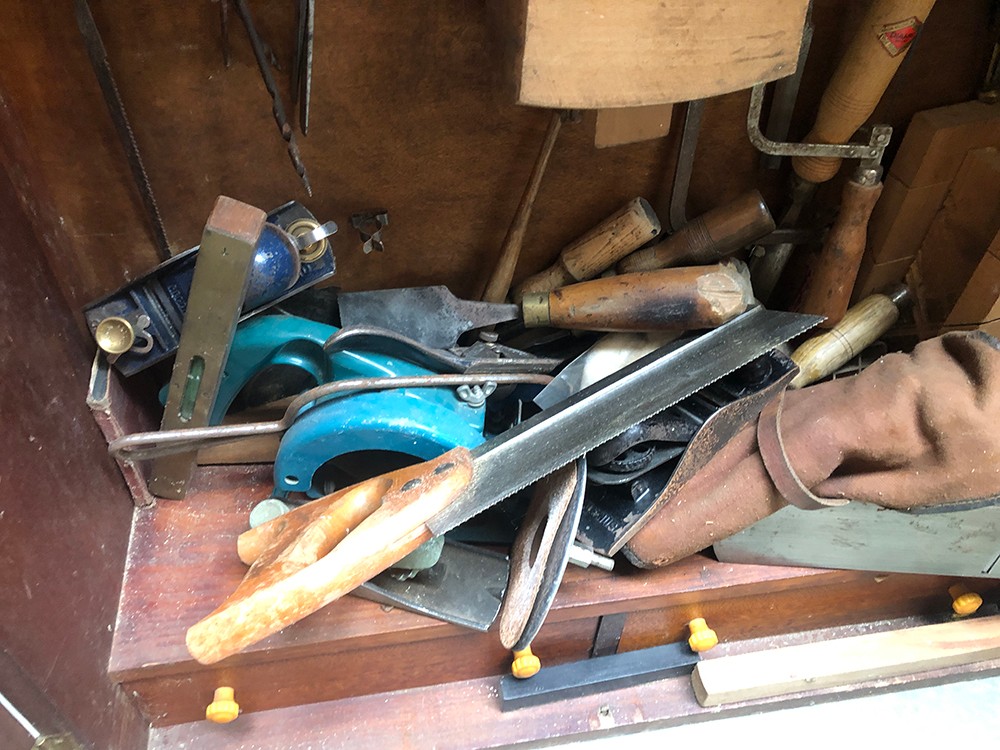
[428,307,822,534]
[338,285,520,348]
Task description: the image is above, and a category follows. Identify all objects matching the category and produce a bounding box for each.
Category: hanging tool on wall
[481,110,574,304]
[83,201,337,376]
[231,0,313,195]
[291,0,315,134]
[74,0,171,261]
[748,0,937,304]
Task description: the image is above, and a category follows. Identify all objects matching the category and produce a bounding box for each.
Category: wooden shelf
[111,466,964,727]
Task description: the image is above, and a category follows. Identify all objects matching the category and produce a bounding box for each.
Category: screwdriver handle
[790,285,910,388]
[617,190,774,273]
[514,198,661,303]
[793,170,884,326]
[792,0,937,185]
[522,260,754,332]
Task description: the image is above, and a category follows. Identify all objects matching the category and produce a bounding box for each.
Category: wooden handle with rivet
[792,0,937,185]
[794,171,884,325]
[481,111,563,303]
[617,190,774,273]
[521,260,753,332]
[514,197,661,302]
[789,285,910,388]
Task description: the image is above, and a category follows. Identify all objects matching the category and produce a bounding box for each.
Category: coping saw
[185,306,820,664]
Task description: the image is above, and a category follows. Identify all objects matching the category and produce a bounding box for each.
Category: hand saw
[185,307,820,664]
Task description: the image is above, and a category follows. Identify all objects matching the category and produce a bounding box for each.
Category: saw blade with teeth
[427,307,821,536]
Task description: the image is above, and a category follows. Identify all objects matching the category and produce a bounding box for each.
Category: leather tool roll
[624,331,1000,568]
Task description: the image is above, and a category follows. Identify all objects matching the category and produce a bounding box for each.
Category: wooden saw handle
[185,448,472,665]
[792,0,937,185]
[521,260,753,332]
[793,173,884,325]
[617,190,774,273]
[513,197,661,302]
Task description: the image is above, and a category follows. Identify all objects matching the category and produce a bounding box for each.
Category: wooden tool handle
[514,197,661,302]
[617,190,774,273]
[790,285,909,388]
[186,449,472,665]
[794,174,883,325]
[793,0,937,184]
[481,111,563,303]
[522,260,753,332]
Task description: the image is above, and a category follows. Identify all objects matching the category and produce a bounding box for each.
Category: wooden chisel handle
[513,197,661,303]
[617,190,774,273]
[793,171,883,326]
[793,0,937,185]
[790,285,910,388]
[521,260,753,332]
[186,449,472,665]
[481,111,563,303]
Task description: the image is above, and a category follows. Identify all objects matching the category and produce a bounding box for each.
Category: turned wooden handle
[481,111,563,303]
[617,190,774,273]
[794,175,883,325]
[790,286,909,388]
[514,197,660,302]
[522,260,753,332]
[186,449,473,665]
[793,0,937,185]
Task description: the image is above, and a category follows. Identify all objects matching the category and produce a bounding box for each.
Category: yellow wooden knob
[205,686,240,723]
[687,617,718,653]
[949,584,983,617]
[511,647,541,679]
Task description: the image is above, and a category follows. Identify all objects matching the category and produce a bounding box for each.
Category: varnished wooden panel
[0,1,991,324]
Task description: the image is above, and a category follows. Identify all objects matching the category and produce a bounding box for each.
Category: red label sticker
[877,17,922,57]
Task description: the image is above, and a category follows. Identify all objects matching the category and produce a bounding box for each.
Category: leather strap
[756,390,850,510]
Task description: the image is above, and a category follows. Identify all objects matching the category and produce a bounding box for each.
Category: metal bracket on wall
[351,210,389,254]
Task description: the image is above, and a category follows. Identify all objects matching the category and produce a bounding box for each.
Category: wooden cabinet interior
[0,2,997,748]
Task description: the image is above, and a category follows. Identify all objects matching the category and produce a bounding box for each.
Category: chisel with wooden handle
[185,307,822,664]
[617,191,774,273]
[789,284,910,388]
[792,167,884,325]
[521,260,754,332]
[513,197,661,303]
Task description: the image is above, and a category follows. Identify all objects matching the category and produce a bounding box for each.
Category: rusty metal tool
[748,0,937,301]
[291,0,314,134]
[75,0,171,261]
[338,286,519,349]
[351,210,388,254]
[232,0,312,195]
[148,197,265,499]
[184,307,819,664]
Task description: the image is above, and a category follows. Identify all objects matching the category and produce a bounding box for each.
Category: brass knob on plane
[94,316,136,355]
[949,584,983,617]
[511,646,541,679]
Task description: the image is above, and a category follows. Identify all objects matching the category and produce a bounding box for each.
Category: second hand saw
[186,307,821,665]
